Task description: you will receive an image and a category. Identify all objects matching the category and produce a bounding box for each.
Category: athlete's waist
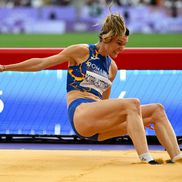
[67,90,101,106]
[67,85,102,98]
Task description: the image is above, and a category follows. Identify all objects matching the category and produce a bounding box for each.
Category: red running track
[0,48,182,70]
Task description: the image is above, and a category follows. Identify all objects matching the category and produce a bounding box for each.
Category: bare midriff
[67,90,101,107]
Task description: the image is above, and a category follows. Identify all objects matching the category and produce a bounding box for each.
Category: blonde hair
[99,13,126,43]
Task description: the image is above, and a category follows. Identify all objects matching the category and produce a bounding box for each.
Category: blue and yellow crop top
[66,44,112,99]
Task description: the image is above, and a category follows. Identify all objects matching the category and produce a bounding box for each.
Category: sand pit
[0,149,181,182]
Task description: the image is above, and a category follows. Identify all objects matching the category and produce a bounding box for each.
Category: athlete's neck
[95,42,108,57]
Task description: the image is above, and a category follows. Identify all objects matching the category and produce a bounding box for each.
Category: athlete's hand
[0,65,5,72]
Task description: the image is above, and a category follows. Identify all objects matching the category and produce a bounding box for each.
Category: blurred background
[0,0,182,141]
[0,0,182,47]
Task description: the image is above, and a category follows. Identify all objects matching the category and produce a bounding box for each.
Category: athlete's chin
[111,53,119,58]
[109,51,120,58]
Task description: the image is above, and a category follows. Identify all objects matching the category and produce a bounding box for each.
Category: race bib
[80,71,112,94]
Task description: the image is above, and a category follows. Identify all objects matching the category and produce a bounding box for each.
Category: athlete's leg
[141,103,181,161]
[74,98,149,156]
[90,102,181,162]
[93,102,181,163]
[98,122,127,141]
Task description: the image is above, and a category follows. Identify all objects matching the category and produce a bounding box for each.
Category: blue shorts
[68,98,99,141]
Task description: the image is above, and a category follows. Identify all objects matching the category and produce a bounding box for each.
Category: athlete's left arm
[102,59,118,100]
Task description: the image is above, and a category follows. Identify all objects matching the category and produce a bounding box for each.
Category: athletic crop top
[66,44,112,99]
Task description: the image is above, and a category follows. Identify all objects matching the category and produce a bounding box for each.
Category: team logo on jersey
[86,61,108,78]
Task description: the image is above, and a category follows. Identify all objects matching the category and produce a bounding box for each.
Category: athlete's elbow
[33,61,46,71]
[30,64,43,71]
[32,67,42,71]
[29,65,40,71]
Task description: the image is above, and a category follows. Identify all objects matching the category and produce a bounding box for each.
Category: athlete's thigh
[98,121,127,141]
[74,98,132,134]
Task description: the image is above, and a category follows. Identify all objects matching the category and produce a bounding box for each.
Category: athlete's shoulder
[61,44,90,66]
[64,44,89,54]
[59,43,89,58]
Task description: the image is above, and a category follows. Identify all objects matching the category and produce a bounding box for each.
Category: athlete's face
[107,36,128,58]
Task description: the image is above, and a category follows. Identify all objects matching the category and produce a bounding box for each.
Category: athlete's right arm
[0,45,87,72]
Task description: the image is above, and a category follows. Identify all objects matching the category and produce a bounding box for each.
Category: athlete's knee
[152,103,166,121]
[131,98,141,108]
[155,103,165,111]
[125,98,141,114]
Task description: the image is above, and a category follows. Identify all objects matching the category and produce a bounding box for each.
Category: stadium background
[0,0,182,141]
